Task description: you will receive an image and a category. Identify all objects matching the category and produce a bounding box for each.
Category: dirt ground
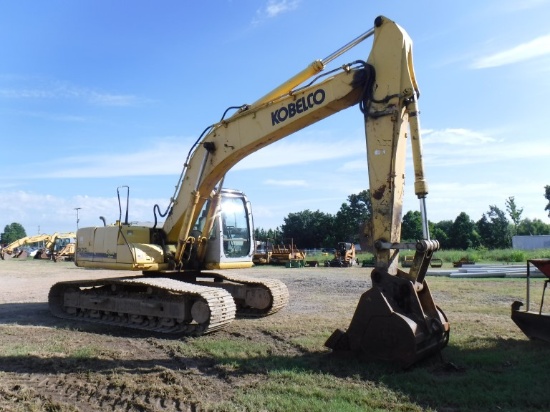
[0,258,375,411]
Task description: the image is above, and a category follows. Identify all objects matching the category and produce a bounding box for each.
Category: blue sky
[1,0,550,236]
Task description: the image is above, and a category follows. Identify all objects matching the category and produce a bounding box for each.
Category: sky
[1,0,550,237]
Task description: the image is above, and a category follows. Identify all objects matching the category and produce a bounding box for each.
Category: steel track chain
[48,277,236,335]
[204,272,290,316]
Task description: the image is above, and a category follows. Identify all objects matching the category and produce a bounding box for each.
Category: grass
[174,329,550,411]
[2,333,102,360]
[348,248,550,266]
[163,276,550,411]
[2,258,550,411]
[229,370,424,412]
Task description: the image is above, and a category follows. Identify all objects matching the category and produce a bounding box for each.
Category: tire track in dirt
[0,261,373,410]
[0,333,215,411]
[1,369,203,411]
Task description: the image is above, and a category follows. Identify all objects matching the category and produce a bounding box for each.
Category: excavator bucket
[325,268,449,368]
[511,259,550,342]
[14,250,28,259]
[34,248,51,259]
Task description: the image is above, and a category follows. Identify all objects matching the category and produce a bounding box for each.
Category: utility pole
[74,207,82,230]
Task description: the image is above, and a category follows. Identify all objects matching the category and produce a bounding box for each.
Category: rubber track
[48,277,236,335]
[205,272,289,317]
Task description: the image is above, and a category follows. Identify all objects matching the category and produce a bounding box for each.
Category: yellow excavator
[49,16,449,367]
[36,232,77,260]
[1,234,51,259]
[1,232,75,260]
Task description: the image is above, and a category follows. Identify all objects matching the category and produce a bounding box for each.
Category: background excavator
[49,16,449,367]
[1,232,75,260]
[1,234,51,259]
[325,242,357,267]
[35,232,76,260]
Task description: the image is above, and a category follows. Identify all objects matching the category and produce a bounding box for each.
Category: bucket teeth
[326,269,449,368]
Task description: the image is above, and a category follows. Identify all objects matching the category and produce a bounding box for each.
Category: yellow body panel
[204,261,255,270]
[76,225,166,269]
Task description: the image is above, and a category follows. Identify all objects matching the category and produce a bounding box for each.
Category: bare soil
[0,258,373,411]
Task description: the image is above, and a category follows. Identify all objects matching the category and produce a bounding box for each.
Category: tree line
[4,186,550,251]
[255,187,550,251]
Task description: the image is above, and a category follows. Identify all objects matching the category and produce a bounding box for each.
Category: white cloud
[338,159,367,172]
[499,0,550,12]
[408,178,550,224]
[25,126,549,180]
[0,77,142,107]
[471,34,550,69]
[423,128,497,145]
[252,0,299,25]
[88,91,141,107]
[26,137,190,178]
[19,132,364,179]
[264,0,299,18]
[422,127,550,167]
[11,110,87,122]
[0,190,164,234]
[234,137,362,171]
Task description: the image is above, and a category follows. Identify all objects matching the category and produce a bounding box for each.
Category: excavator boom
[162,63,367,261]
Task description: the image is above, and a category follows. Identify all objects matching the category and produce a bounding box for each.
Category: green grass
[2,260,550,411]
[165,276,550,411]
[419,248,550,265]
[2,330,102,360]
[193,337,550,411]
[228,370,425,412]
[175,334,550,411]
[351,248,550,266]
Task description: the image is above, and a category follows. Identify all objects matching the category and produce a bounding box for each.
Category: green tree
[333,190,371,243]
[516,218,550,236]
[281,209,335,248]
[401,210,423,241]
[254,227,266,242]
[0,222,27,245]
[505,196,523,235]
[254,227,283,244]
[449,212,481,250]
[476,206,511,249]
[545,185,550,217]
[432,220,452,249]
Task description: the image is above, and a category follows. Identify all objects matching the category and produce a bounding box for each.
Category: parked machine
[269,243,307,266]
[252,240,307,267]
[325,242,357,267]
[252,241,272,265]
[48,16,448,367]
[511,259,550,342]
[53,242,76,262]
[1,234,50,259]
[0,232,75,260]
[34,232,76,260]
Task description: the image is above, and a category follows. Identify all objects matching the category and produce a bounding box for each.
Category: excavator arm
[162,63,367,263]
[326,16,449,367]
[163,16,433,270]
